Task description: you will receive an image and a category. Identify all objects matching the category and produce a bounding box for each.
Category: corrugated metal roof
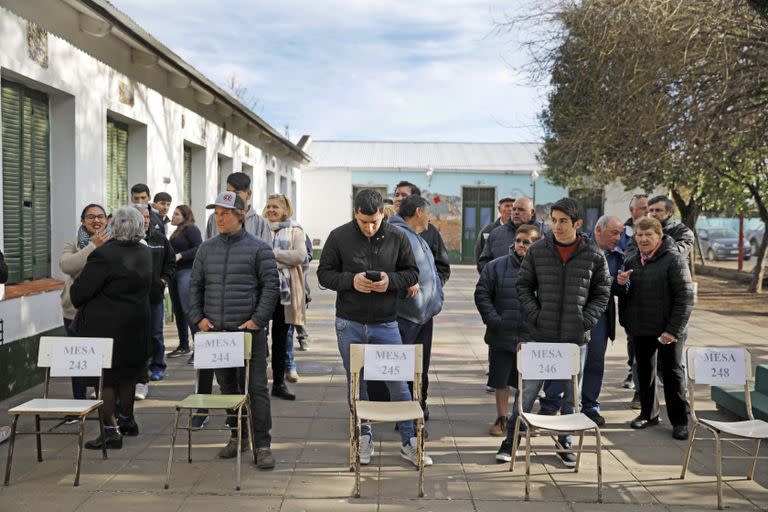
[307,141,542,172]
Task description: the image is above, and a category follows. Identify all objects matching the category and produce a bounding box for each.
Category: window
[106,119,129,214]
[1,79,51,283]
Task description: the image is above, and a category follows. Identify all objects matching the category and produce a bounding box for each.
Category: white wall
[300,168,352,247]
[0,3,301,344]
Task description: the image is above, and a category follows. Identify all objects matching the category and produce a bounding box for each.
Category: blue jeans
[335,317,415,445]
[168,268,193,350]
[581,316,609,413]
[285,325,296,372]
[509,344,587,446]
[149,301,166,372]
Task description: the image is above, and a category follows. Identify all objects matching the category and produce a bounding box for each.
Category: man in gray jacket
[189,191,280,469]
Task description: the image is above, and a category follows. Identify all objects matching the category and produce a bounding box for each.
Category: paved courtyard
[0,264,766,512]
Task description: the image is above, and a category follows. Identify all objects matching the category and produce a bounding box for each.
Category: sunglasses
[514,239,532,245]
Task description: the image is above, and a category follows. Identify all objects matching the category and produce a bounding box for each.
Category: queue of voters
[3,177,763,507]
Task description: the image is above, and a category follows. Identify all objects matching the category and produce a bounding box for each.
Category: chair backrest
[193,331,252,369]
[686,346,753,421]
[349,344,423,401]
[39,337,113,375]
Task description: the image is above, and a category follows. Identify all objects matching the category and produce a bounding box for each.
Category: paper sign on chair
[363,345,415,381]
[692,347,746,386]
[193,332,245,369]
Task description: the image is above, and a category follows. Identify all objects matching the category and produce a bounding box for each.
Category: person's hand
[370,272,390,293]
[91,230,110,247]
[406,283,420,298]
[238,319,261,330]
[658,332,677,345]
[353,272,375,293]
[175,253,182,262]
[197,318,214,332]
[617,269,633,285]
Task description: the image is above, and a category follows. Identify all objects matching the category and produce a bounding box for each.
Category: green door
[569,188,604,233]
[106,119,129,214]
[461,187,495,264]
[183,145,192,205]
[1,79,50,284]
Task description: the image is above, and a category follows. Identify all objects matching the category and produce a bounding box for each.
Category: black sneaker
[167,347,191,358]
[495,439,513,463]
[583,410,606,427]
[117,417,139,436]
[555,441,577,468]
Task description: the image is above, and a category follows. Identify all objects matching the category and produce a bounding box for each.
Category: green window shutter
[2,80,23,284]
[183,145,192,205]
[1,79,50,284]
[106,119,128,214]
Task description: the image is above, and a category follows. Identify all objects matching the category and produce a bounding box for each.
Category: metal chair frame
[509,342,603,503]
[348,343,425,498]
[680,346,767,510]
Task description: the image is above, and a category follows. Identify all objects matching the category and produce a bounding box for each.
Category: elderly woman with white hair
[70,206,152,450]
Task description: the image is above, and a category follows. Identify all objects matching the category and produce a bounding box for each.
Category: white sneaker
[134,383,149,400]
[359,434,374,465]
[401,437,433,467]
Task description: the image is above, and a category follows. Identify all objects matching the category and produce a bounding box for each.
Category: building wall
[0,3,300,396]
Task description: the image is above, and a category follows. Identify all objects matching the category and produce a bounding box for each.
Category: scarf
[271,219,300,305]
[77,225,92,249]
[640,239,663,266]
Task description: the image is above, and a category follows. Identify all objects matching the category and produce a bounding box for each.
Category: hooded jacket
[189,228,280,330]
[616,235,694,339]
[389,215,444,325]
[474,250,530,350]
[516,233,612,345]
[317,219,419,324]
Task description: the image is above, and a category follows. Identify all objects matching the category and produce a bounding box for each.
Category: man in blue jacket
[389,195,444,422]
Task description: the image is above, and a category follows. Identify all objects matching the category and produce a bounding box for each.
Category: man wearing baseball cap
[189,191,280,468]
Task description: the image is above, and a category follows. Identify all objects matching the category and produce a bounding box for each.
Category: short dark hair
[395,181,421,196]
[399,195,430,220]
[648,195,675,213]
[226,172,251,192]
[153,192,172,203]
[354,188,384,215]
[551,197,581,222]
[515,224,541,239]
[130,183,150,196]
[80,203,106,221]
[498,196,515,205]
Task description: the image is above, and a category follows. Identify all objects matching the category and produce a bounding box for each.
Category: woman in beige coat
[60,203,110,400]
[263,194,306,400]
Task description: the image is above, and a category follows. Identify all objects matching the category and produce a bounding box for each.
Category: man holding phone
[318,189,430,467]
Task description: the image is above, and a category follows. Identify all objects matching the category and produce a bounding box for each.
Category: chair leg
[595,427,603,503]
[714,433,723,510]
[509,417,522,472]
[35,415,42,462]
[164,407,181,490]
[4,415,19,486]
[680,423,697,479]
[524,427,532,501]
[348,404,355,472]
[747,439,760,481]
[244,402,257,463]
[187,409,193,464]
[354,423,361,498]
[574,431,585,473]
[236,405,243,491]
[73,417,86,487]
[417,420,425,498]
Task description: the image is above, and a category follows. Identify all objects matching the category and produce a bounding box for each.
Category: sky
[110,0,547,143]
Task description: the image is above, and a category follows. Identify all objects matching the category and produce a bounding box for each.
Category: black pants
[213,329,272,448]
[270,304,290,388]
[634,334,689,426]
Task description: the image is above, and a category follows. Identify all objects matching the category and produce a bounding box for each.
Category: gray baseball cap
[206,191,245,210]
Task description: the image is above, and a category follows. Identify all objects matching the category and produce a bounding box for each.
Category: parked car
[698,227,751,261]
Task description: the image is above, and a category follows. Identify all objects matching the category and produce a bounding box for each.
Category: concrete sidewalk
[0,265,766,511]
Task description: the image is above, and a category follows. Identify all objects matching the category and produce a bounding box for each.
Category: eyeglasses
[514,239,532,245]
[84,214,106,221]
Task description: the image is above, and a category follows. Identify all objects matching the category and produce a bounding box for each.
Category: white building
[0,0,309,399]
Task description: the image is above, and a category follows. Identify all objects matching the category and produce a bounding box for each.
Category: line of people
[474,194,695,465]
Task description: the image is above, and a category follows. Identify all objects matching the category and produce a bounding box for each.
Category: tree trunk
[745,182,768,293]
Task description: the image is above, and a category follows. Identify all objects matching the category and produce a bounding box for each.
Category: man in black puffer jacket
[474,224,541,454]
[510,198,611,467]
[189,191,280,469]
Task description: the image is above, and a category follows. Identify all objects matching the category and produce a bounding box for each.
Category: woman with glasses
[59,204,110,401]
[474,224,541,450]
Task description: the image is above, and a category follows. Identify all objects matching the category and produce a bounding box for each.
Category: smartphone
[365,270,382,282]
